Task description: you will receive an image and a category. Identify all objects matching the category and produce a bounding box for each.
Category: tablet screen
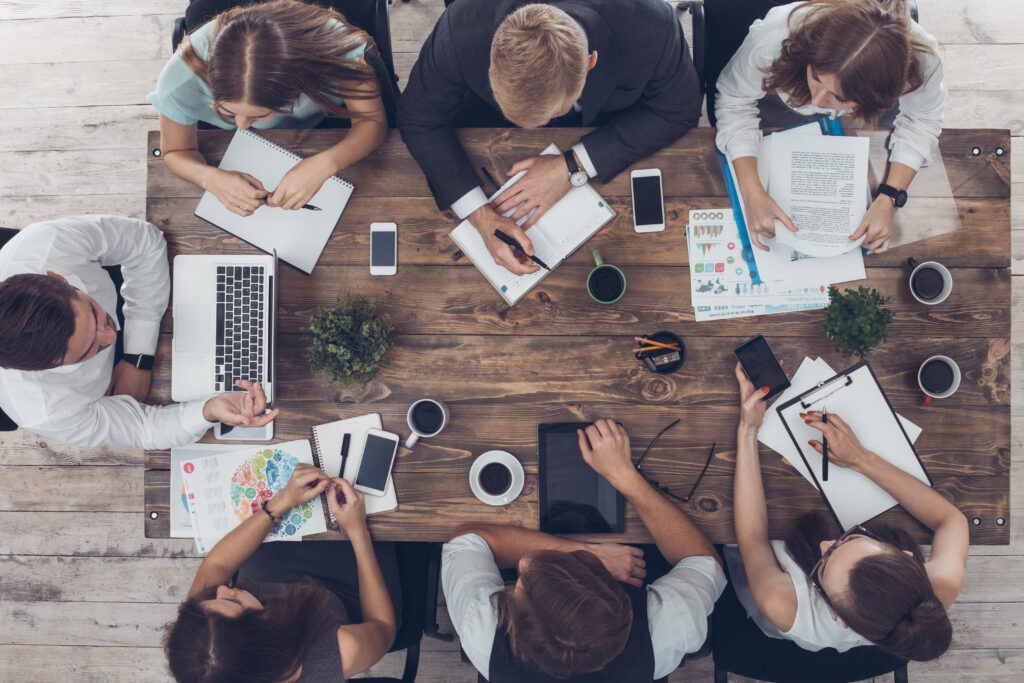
[539,424,624,534]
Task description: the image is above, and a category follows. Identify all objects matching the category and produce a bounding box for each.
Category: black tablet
[538,422,625,534]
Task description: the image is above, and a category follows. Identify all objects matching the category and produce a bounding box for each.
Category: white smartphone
[353,428,400,496]
[630,168,665,233]
[214,410,274,441]
[370,222,397,276]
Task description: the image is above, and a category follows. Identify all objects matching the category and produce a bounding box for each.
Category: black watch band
[875,183,908,208]
[563,149,581,174]
[122,353,155,371]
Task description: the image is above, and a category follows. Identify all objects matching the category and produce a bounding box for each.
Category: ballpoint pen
[493,229,550,270]
[822,407,829,482]
[300,203,322,211]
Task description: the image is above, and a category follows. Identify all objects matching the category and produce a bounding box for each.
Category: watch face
[894,190,908,208]
[570,171,588,187]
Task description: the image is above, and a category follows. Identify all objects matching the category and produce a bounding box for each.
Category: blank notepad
[195,128,353,274]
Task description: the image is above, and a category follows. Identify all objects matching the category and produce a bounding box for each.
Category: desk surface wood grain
[144,127,1011,544]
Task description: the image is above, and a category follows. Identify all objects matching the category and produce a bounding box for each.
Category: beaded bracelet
[261,499,282,524]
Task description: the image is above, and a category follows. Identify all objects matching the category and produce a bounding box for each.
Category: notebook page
[194,129,353,274]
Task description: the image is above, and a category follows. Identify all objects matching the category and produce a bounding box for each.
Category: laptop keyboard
[214,265,266,392]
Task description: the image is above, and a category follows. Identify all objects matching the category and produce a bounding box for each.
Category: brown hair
[786,513,952,661]
[489,4,588,128]
[763,0,934,123]
[495,550,632,677]
[178,0,379,123]
[164,580,333,682]
[0,273,77,371]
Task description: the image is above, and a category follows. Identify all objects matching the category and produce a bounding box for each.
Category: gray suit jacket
[397,0,701,208]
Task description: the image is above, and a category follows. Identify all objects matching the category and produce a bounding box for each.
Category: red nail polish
[762,387,770,393]
[808,440,815,445]
[799,412,806,418]
[805,420,811,424]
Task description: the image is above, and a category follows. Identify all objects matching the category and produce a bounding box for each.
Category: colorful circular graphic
[229,448,315,538]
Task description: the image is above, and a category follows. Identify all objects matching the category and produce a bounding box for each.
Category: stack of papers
[686,209,829,321]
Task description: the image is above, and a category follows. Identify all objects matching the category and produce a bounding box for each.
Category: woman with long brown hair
[715,0,945,253]
[149,0,388,217]
[164,463,398,682]
[727,362,968,660]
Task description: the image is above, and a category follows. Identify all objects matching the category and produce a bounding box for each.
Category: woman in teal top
[149,0,387,216]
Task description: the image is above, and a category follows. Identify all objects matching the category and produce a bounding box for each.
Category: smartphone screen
[734,335,790,400]
[355,433,398,492]
[631,175,664,226]
[370,230,396,267]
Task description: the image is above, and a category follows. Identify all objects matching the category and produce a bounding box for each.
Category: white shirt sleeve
[450,187,490,220]
[713,16,773,161]
[570,142,599,178]
[441,533,505,680]
[888,29,946,171]
[647,555,728,678]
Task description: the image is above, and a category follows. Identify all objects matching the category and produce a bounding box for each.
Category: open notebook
[195,128,354,274]
[312,413,398,524]
[450,144,616,305]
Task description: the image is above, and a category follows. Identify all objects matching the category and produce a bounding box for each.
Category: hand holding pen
[467,205,540,275]
[801,411,875,474]
[493,230,550,270]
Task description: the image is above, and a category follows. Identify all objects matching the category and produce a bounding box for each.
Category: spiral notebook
[312,413,399,526]
[195,128,354,274]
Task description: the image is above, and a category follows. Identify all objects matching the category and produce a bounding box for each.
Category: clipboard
[776,361,932,530]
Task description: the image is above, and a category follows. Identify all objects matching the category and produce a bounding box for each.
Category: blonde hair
[489,4,588,128]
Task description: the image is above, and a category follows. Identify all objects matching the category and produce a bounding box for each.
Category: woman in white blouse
[715,0,946,253]
[728,363,969,660]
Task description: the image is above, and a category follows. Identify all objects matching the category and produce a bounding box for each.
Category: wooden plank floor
[0,1,1020,680]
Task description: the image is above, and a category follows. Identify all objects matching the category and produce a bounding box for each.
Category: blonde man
[398,1,700,276]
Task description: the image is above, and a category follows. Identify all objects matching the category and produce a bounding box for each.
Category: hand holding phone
[734,334,790,400]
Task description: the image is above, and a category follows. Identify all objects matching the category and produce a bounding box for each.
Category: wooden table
[143,127,1011,544]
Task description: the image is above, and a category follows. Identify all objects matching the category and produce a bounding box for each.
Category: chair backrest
[0,228,19,431]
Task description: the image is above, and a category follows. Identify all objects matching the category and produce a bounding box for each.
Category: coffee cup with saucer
[469,450,525,506]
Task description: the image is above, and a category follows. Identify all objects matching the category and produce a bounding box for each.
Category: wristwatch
[875,183,908,208]
[122,353,155,371]
[564,150,589,187]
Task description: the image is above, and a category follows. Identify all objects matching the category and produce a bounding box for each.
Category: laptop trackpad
[174,305,211,353]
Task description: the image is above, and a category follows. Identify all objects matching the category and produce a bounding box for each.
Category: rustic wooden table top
[144,127,1011,544]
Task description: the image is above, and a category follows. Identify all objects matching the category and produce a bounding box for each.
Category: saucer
[469,450,525,506]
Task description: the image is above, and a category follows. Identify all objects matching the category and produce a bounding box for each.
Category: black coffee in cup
[588,266,625,303]
[479,462,512,495]
[920,359,955,394]
[912,267,945,301]
[411,400,444,435]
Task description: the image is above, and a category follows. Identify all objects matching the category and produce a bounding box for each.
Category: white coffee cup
[405,398,449,448]
[917,355,961,407]
[907,258,953,305]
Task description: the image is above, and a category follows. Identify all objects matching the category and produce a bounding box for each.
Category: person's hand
[735,362,768,435]
[577,419,637,490]
[326,477,367,533]
[849,195,895,252]
[468,204,540,276]
[490,154,574,228]
[742,187,797,251]
[108,360,152,402]
[273,463,330,512]
[583,543,646,587]
[267,154,334,211]
[202,380,280,426]
[205,168,268,217]
[801,411,876,473]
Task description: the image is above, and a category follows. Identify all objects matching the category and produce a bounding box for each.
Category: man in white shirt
[442,419,726,682]
[0,215,277,449]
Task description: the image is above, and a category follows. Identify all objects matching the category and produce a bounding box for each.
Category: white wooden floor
[0,1,1020,680]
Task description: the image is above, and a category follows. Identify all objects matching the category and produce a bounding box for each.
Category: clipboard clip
[800,375,853,409]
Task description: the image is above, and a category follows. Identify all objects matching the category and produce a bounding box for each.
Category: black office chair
[711,580,909,683]
[694,0,919,127]
[171,0,400,127]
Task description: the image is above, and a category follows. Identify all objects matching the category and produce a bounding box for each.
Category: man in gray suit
[398,0,701,276]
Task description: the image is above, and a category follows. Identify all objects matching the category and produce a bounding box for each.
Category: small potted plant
[822,285,894,359]
[303,295,394,389]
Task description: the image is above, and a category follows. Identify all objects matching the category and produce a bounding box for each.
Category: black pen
[493,229,550,270]
[480,166,499,193]
[339,433,351,477]
[301,203,321,211]
[821,407,829,482]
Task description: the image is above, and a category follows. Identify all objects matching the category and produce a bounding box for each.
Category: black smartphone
[734,335,790,400]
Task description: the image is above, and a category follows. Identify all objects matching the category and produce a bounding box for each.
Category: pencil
[822,407,829,482]
[481,166,499,193]
[633,337,679,351]
[633,345,680,353]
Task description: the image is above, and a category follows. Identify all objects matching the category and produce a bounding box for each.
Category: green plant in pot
[822,285,894,359]
[304,295,393,389]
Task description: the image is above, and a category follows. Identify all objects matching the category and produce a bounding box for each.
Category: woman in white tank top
[729,362,968,661]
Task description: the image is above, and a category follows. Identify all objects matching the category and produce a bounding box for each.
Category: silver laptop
[171,251,277,403]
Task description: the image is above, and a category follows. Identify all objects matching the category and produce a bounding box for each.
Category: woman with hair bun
[715,0,946,253]
[149,0,388,217]
[727,363,968,661]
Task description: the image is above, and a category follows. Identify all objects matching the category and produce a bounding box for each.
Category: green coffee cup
[587,250,626,304]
